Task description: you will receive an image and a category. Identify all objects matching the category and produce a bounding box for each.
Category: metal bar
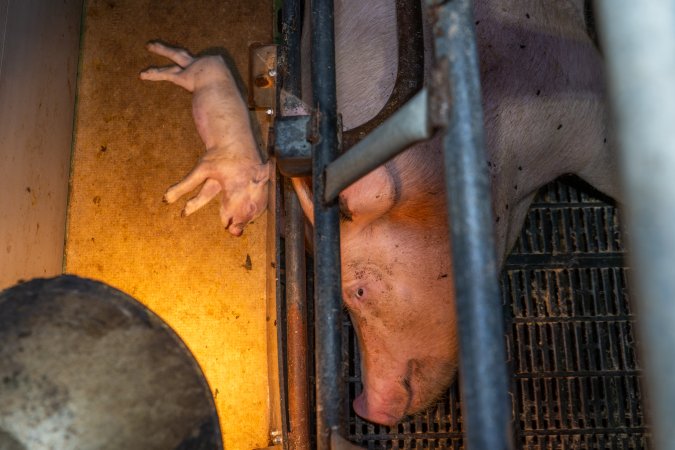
[342,0,424,150]
[324,88,431,203]
[279,0,303,102]
[594,2,675,449]
[272,171,289,450]
[284,179,311,450]
[279,2,311,449]
[426,0,511,449]
[310,0,343,449]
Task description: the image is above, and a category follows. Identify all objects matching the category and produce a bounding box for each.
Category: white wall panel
[0,0,83,289]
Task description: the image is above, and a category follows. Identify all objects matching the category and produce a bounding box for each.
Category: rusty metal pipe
[280,0,312,448]
[284,181,311,450]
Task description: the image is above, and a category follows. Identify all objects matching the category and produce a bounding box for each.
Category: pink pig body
[140,42,270,236]
[142,0,618,427]
[294,0,619,425]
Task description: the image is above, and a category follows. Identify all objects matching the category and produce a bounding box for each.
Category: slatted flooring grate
[345,177,650,449]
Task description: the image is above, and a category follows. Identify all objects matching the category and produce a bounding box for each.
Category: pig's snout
[352,353,458,426]
[353,381,410,426]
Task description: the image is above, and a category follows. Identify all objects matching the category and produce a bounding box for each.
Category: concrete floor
[65,1,277,448]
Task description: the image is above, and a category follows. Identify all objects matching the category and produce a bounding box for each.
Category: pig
[139,41,271,237]
[292,0,618,426]
[141,0,619,427]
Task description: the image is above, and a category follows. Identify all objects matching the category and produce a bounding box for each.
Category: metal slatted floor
[346,177,650,449]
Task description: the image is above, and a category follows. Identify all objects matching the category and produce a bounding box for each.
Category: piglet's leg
[181,178,222,216]
[139,43,196,92]
[144,42,194,67]
[163,162,218,205]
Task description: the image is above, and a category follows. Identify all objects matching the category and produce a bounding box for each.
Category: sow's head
[294,146,459,426]
[340,222,459,426]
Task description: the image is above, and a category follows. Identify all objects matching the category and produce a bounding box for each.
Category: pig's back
[301,0,397,131]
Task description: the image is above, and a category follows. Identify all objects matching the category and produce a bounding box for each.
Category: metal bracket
[249,44,278,157]
[249,44,278,115]
[274,115,312,177]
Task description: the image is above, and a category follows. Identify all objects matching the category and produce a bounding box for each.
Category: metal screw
[270,430,282,445]
[268,68,277,77]
[266,108,274,116]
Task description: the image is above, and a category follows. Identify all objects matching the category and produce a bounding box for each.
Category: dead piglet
[140,42,270,236]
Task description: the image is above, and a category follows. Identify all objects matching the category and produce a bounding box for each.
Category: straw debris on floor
[66,1,276,448]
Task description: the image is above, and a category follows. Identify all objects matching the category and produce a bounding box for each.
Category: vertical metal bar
[427,0,512,448]
[279,2,311,449]
[272,170,288,450]
[310,0,343,449]
[284,179,311,450]
[279,0,303,104]
[594,2,675,449]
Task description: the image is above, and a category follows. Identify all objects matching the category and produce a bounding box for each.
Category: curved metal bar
[324,88,431,203]
[341,0,425,150]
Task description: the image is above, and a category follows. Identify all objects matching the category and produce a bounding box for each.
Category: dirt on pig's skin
[290,0,619,426]
[147,0,620,428]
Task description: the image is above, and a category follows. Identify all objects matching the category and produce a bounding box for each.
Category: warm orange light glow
[64,2,276,445]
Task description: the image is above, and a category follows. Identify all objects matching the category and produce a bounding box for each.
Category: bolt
[270,430,282,445]
[268,68,277,77]
[266,108,274,116]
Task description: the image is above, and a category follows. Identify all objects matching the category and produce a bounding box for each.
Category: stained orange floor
[65,1,278,448]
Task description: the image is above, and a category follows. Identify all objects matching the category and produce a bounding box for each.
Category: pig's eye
[355,288,365,299]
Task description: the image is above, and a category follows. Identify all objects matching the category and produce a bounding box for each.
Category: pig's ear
[339,164,395,226]
[291,177,314,225]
